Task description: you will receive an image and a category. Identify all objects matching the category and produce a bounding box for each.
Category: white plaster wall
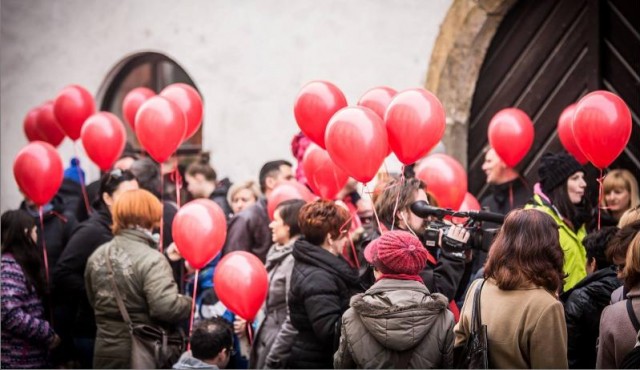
[1,0,452,211]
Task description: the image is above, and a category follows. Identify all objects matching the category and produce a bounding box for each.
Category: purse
[454,279,489,369]
[105,243,186,369]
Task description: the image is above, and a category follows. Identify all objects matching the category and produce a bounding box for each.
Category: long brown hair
[484,209,565,292]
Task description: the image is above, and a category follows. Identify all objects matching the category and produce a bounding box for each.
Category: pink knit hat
[364,230,429,275]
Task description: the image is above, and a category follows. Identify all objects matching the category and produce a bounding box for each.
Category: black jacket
[210,183,232,221]
[561,266,622,369]
[222,197,271,262]
[287,239,361,369]
[52,204,113,338]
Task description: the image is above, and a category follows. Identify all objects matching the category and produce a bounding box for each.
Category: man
[364,177,469,302]
[173,318,234,369]
[222,160,294,262]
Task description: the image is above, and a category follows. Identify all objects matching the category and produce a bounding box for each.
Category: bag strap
[471,279,486,332]
[627,298,640,332]
[105,242,133,326]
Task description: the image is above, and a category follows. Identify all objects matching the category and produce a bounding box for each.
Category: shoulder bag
[454,279,489,369]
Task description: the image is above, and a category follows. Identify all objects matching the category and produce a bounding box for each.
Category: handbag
[454,279,489,369]
[105,243,186,369]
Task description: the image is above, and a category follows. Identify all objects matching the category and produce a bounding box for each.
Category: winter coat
[223,197,271,262]
[52,204,113,338]
[287,239,361,369]
[85,228,191,368]
[526,194,587,292]
[210,179,232,220]
[596,285,640,369]
[561,266,621,368]
[173,351,219,369]
[1,253,56,369]
[334,279,454,369]
[454,278,568,369]
[250,239,298,369]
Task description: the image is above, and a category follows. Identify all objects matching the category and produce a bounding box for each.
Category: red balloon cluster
[23,102,66,147]
[488,108,534,167]
[53,85,96,141]
[357,86,397,120]
[81,112,127,171]
[122,87,156,130]
[214,251,268,321]
[294,81,347,149]
[302,144,349,199]
[13,142,63,206]
[557,104,588,165]
[160,83,203,141]
[415,154,468,210]
[173,199,227,270]
[267,182,316,220]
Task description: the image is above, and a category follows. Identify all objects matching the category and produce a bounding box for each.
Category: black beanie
[538,152,583,195]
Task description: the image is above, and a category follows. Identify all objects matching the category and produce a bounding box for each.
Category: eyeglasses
[109,168,124,179]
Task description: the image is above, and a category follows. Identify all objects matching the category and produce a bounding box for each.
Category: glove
[440,225,471,260]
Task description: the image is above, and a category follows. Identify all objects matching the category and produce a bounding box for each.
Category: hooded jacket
[287,239,361,369]
[334,279,454,369]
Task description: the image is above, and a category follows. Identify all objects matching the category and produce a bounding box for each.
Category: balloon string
[159,166,164,254]
[364,184,384,235]
[347,229,360,270]
[73,143,92,215]
[597,169,606,231]
[509,183,514,209]
[187,269,199,351]
[39,206,54,325]
[247,321,254,346]
[173,168,183,208]
[390,166,406,230]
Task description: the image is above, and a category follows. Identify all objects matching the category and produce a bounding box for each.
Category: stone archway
[425,0,516,167]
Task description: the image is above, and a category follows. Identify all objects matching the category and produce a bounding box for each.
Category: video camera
[410,200,504,253]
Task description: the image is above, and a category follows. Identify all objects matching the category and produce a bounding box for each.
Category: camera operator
[358,178,470,302]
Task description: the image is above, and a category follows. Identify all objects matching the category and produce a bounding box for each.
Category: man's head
[190,317,234,368]
[482,148,519,185]
[375,177,428,234]
[130,157,162,198]
[259,160,294,196]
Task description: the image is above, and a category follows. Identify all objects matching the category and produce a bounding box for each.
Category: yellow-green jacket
[526,194,587,292]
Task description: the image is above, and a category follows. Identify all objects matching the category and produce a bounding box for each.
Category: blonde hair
[602,169,640,212]
[619,207,640,228]
[112,189,162,234]
[622,232,640,289]
[226,180,261,206]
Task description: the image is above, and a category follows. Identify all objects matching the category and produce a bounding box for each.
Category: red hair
[112,189,162,234]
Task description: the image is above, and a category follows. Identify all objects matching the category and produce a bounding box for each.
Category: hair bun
[199,152,210,165]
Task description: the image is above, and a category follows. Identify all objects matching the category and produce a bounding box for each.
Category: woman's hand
[234,317,247,337]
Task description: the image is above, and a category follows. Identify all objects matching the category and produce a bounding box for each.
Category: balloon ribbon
[597,169,605,230]
[73,143,92,215]
[187,269,199,351]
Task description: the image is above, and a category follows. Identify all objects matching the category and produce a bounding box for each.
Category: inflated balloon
[214,251,268,321]
[557,104,588,165]
[53,85,95,140]
[24,107,43,142]
[452,192,481,224]
[572,91,632,169]
[415,154,467,210]
[173,199,227,270]
[160,83,203,141]
[13,141,63,206]
[135,96,187,163]
[385,88,446,165]
[302,144,349,199]
[325,107,388,183]
[35,102,66,147]
[122,87,156,130]
[81,112,127,171]
[357,86,397,120]
[488,108,534,168]
[294,81,348,149]
[267,182,315,220]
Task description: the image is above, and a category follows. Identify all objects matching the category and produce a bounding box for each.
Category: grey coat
[334,279,454,369]
[85,229,192,368]
[597,285,640,369]
[250,239,298,369]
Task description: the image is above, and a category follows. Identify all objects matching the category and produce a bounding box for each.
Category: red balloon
[214,251,268,321]
[573,91,632,169]
[135,96,187,163]
[81,112,127,171]
[452,192,481,224]
[488,108,534,167]
[267,182,315,220]
[557,104,588,165]
[173,199,227,270]
[53,85,95,140]
[13,142,63,206]
[325,107,389,183]
[122,87,156,130]
[24,107,43,142]
[35,102,66,147]
[160,83,203,141]
[294,81,348,149]
[302,144,349,199]
[357,86,397,120]
[415,154,467,209]
[385,88,446,165]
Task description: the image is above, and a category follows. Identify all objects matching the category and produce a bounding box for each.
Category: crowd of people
[2,137,640,369]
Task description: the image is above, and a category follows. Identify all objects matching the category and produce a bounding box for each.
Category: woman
[602,169,640,223]
[597,229,640,368]
[287,200,361,369]
[526,151,590,291]
[454,209,568,369]
[226,180,260,215]
[85,189,191,368]
[1,210,60,368]
[250,199,306,369]
[335,230,455,368]
[53,169,138,368]
[185,152,232,218]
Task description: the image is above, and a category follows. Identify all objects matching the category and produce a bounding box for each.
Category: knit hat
[363,230,429,275]
[538,152,583,195]
[63,157,85,185]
